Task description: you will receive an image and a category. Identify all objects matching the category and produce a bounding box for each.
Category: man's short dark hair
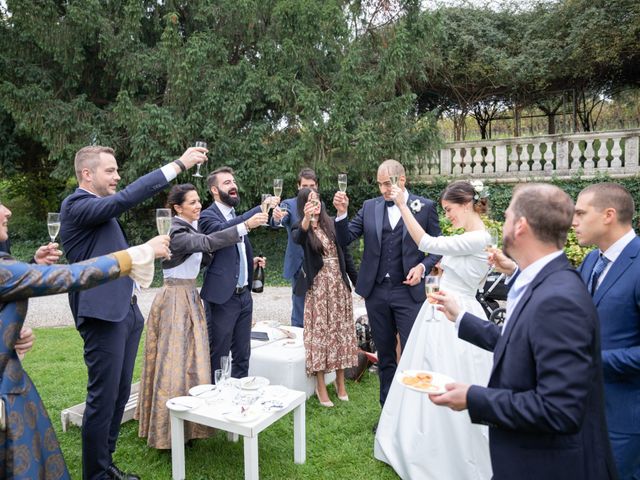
[511,184,574,249]
[580,182,635,225]
[207,166,234,190]
[297,168,317,185]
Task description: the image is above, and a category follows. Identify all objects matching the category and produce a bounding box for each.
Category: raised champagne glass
[388,167,399,187]
[261,194,272,226]
[193,140,207,178]
[273,178,283,198]
[338,173,347,193]
[488,227,500,250]
[424,275,441,322]
[155,208,172,235]
[47,212,60,243]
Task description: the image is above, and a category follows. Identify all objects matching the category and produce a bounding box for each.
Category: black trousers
[78,305,144,480]
[365,281,423,406]
[204,289,253,381]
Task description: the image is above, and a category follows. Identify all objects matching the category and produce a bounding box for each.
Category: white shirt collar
[513,250,564,293]
[601,229,636,263]
[78,187,99,197]
[386,189,410,208]
[176,216,198,229]
[215,201,234,219]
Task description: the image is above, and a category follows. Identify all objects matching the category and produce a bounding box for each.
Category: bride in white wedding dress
[374,180,494,480]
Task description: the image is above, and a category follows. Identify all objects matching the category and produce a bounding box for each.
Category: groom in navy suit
[574,182,640,479]
[333,159,441,408]
[199,167,269,380]
[60,145,204,480]
[433,184,617,480]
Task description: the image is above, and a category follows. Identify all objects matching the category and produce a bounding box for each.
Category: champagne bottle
[252,254,265,293]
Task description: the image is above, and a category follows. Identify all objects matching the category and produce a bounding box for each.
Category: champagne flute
[47,212,60,243]
[388,167,399,187]
[275,203,288,227]
[261,194,272,226]
[156,208,172,235]
[273,178,283,198]
[220,355,232,382]
[488,227,500,250]
[338,173,347,193]
[424,275,441,322]
[309,195,320,224]
[193,140,207,178]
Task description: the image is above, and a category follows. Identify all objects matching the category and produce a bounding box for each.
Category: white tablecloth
[249,326,335,397]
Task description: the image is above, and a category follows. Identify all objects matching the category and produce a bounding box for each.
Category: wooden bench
[60,382,140,432]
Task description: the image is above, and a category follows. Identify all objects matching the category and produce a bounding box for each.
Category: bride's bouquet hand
[390,185,405,206]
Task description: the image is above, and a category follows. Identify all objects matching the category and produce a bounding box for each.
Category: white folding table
[169,388,306,480]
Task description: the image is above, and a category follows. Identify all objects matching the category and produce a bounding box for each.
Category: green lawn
[23,327,399,480]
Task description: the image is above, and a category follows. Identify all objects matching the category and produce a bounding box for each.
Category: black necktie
[385,200,395,207]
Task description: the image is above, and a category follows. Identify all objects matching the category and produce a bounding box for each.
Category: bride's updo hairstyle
[441,180,489,215]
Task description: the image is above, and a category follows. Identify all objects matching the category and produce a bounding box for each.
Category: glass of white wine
[488,227,500,250]
[273,178,283,198]
[47,212,60,243]
[193,140,207,178]
[338,173,347,193]
[424,275,441,322]
[261,194,272,226]
[388,167,399,187]
[156,208,172,235]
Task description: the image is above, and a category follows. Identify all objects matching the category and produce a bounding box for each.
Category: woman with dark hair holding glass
[136,183,266,449]
[374,180,494,479]
[291,188,358,407]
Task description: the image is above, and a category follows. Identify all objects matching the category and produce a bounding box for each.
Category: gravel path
[25,286,366,329]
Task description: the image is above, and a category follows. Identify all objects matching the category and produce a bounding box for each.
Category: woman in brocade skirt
[136,183,264,449]
[292,188,358,407]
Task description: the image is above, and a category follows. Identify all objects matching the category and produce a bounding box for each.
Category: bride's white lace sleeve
[417,230,489,256]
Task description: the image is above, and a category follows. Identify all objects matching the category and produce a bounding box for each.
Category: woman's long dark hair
[296,187,337,255]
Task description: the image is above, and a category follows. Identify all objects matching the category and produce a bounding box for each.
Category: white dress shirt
[595,228,636,288]
[215,201,249,286]
[163,217,203,279]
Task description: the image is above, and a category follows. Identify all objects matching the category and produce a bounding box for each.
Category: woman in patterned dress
[0,201,166,479]
[291,188,358,407]
[136,183,266,448]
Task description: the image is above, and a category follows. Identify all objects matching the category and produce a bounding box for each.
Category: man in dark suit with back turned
[199,167,270,380]
[573,183,640,479]
[60,144,205,480]
[333,159,441,411]
[433,184,617,480]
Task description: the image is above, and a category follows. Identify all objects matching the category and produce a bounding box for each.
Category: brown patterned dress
[135,278,213,449]
[303,228,358,375]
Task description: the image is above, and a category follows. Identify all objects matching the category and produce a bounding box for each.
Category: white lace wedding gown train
[374,230,494,480]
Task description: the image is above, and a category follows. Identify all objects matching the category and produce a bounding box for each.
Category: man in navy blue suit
[60,144,205,480]
[573,183,640,480]
[270,168,318,327]
[333,159,441,409]
[199,167,269,380]
[433,184,617,480]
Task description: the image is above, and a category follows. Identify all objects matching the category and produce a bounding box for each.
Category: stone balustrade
[416,129,640,182]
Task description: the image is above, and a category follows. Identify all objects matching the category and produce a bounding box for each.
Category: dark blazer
[335,193,441,302]
[577,236,640,434]
[60,169,169,324]
[459,254,617,480]
[199,202,261,304]
[162,216,240,270]
[290,222,351,296]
